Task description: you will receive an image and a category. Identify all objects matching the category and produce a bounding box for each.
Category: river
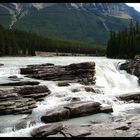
[0,56,140,137]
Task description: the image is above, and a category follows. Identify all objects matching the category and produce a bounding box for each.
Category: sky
[126,3,140,12]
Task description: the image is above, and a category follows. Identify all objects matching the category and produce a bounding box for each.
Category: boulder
[57,81,70,87]
[70,97,81,102]
[41,101,113,123]
[20,62,96,85]
[99,106,113,113]
[41,108,71,123]
[64,101,101,117]
[85,87,95,92]
[8,75,23,81]
[117,92,140,103]
[31,123,63,137]
[71,88,80,93]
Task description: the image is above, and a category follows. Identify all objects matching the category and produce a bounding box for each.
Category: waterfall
[0,56,140,137]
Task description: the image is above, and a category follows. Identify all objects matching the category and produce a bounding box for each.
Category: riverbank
[35,51,101,57]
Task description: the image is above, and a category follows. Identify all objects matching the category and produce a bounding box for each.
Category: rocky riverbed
[0,57,140,137]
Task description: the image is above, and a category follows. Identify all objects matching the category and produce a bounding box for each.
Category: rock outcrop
[57,81,70,87]
[0,81,40,86]
[41,101,113,123]
[0,85,50,115]
[31,114,140,137]
[20,62,96,85]
[119,56,140,83]
[0,64,4,66]
[8,75,23,81]
[31,123,63,137]
[117,92,140,103]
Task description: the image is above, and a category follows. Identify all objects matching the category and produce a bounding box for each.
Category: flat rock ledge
[117,92,140,103]
[0,81,40,86]
[41,101,113,123]
[31,114,140,137]
[20,62,96,85]
[0,85,50,115]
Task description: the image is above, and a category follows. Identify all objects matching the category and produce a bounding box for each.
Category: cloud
[126,3,140,12]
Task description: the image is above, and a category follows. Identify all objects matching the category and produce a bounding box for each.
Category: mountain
[0,3,140,45]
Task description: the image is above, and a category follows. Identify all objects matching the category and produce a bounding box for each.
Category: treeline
[107,20,140,59]
[0,24,106,56]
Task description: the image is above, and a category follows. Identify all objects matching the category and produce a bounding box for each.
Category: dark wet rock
[57,81,70,87]
[14,119,28,130]
[71,88,80,93]
[119,56,140,83]
[99,106,113,113]
[63,97,81,102]
[8,75,24,81]
[114,124,130,130]
[8,75,18,79]
[85,87,95,92]
[71,97,81,102]
[0,64,4,66]
[117,92,140,103]
[20,62,96,85]
[41,108,71,123]
[31,123,63,137]
[41,101,113,123]
[0,85,50,115]
[0,81,40,86]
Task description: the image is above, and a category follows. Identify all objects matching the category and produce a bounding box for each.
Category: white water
[0,56,140,137]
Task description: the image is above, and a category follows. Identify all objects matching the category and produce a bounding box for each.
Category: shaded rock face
[119,56,140,84]
[8,75,23,81]
[20,62,96,85]
[0,64,4,66]
[117,92,140,103]
[0,85,50,115]
[41,101,113,123]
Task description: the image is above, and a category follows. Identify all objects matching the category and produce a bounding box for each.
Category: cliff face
[120,55,140,84]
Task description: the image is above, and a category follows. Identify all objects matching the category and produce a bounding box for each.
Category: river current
[0,56,140,137]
